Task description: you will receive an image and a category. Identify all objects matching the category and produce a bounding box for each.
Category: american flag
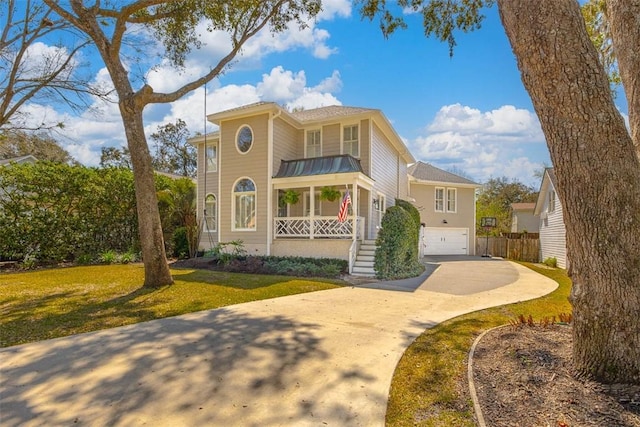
[337,189,351,223]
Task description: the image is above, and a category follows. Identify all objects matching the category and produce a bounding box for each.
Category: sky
[17,0,629,187]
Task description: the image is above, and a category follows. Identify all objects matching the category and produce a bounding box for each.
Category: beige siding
[359,119,371,176]
[197,138,220,249]
[511,211,539,233]
[271,239,352,260]
[369,122,403,237]
[219,114,270,253]
[539,188,567,268]
[273,118,300,169]
[410,183,477,255]
[321,123,341,156]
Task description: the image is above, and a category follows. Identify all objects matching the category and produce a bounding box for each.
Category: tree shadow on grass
[0,286,166,347]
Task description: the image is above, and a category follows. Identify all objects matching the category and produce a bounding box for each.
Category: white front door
[424,227,468,255]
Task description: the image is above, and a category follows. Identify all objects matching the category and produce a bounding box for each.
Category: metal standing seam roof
[274,155,364,178]
[408,161,479,186]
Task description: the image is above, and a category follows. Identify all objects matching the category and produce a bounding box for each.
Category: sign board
[481,217,497,228]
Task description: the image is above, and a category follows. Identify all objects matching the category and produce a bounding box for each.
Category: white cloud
[44,66,343,166]
[317,0,352,20]
[257,67,307,100]
[410,104,548,186]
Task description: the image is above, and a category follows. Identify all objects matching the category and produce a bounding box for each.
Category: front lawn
[386,263,572,426]
[0,264,343,347]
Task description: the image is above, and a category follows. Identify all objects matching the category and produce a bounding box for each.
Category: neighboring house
[534,168,567,268]
[407,161,481,255]
[0,155,38,166]
[510,202,539,233]
[189,102,415,274]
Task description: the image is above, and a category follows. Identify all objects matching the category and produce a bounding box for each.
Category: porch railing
[274,216,363,239]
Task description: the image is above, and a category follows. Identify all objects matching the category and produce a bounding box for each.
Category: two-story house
[407,161,480,256]
[189,102,415,273]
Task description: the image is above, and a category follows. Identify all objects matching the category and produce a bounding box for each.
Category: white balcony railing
[274,216,363,239]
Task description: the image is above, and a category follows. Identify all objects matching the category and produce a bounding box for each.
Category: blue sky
[20,1,629,187]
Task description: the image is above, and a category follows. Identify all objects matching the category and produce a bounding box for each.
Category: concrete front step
[351,266,375,276]
[356,255,375,262]
[358,250,376,257]
[354,261,374,268]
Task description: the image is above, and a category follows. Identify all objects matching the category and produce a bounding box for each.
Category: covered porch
[272,155,374,242]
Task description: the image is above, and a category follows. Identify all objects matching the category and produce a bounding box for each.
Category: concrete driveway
[0,257,557,427]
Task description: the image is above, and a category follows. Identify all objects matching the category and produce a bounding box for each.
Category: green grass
[386,263,573,426]
[0,264,343,347]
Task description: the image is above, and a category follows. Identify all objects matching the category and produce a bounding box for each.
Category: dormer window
[306,129,321,158]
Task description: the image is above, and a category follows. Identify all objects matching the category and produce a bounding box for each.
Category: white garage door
[424,227,469,255]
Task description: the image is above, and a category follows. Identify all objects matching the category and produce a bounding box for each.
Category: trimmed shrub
[395,198,421,250]
[375,206,423,280]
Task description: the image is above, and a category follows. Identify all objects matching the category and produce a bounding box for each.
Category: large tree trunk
[606,0,640,155]
[119,98,174,288]
[498,0,640,384]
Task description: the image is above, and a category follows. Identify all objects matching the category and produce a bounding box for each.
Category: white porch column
[351,182,357,241]
[309,185,315,239]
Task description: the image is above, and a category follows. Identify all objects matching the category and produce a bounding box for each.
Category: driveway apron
[0,258,557,427]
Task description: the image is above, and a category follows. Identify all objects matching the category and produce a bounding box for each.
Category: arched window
[204,194,216,232]
[233,178,256,230]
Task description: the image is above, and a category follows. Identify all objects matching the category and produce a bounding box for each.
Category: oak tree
[44,0,321,287]
[360,0,640,384]
[0,0,105,130]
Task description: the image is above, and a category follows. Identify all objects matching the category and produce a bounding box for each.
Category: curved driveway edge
[1,259,558,427]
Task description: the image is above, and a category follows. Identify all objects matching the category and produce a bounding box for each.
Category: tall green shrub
[374,206,423,280]
[395,198,421,250]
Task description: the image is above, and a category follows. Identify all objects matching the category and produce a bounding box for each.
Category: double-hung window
[306,130,321,158]
[343,124,359,157]
[205,143,217,172]
[435,187,445,212]
[548,189,556,213]
[447,188,457,212]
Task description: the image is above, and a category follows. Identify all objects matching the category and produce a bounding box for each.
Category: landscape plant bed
[172,255,348,278]
[472,324,640,426]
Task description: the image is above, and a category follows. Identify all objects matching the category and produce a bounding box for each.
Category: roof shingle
[408,161,479,186]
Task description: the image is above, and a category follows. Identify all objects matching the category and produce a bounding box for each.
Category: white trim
[235,124,254,155]
[231,177,257,231]
[304,128,322,158]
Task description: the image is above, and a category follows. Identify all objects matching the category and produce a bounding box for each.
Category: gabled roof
[408,161,479,187]
[290,106,374,122]
[274,154,364,178]
[204,102,415,164]
[534,167,558,215]
[511,202,536,211]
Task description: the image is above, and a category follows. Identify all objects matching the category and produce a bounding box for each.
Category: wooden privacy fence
[476,236,540,263]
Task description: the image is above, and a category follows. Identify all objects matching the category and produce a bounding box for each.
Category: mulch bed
[471,325,640,426]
